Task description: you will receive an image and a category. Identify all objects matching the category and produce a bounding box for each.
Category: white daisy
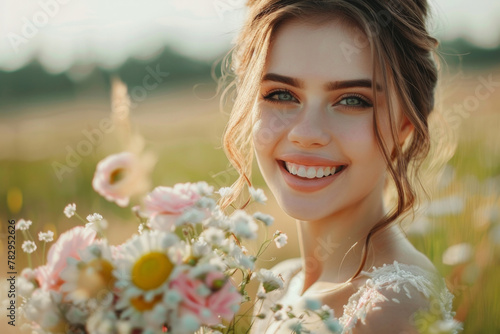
[85,305,119,334]
[188,263,221,279]
[114,230,179,326]
[22,240,37,253]
[60,240,115,305]
[64,203,76,218]
[16,219,32,231]
[163,289,182,308]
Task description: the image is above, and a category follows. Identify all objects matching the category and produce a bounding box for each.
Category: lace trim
[252,260,460,334]
[338,261,458,334]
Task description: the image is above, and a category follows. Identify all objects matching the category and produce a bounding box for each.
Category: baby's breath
[22,240,37,254]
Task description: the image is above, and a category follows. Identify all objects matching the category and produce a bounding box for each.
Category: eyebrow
[261,73,382,91]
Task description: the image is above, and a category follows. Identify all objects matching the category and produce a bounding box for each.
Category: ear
[398,115,414,145]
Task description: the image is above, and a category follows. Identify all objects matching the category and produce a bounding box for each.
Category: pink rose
[170,272,241,326]
[92,152,155,207]
[35,226,96,291]
[144,183,201,231]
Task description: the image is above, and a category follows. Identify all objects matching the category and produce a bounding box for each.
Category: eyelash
[261,89,299,105]
[337,93,373,108]
[261,89,373,109]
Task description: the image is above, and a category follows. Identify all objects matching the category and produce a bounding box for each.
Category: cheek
[252,119,270,154]
[252,116,281,186]
[333,115,379,157]
[252,109,290,152]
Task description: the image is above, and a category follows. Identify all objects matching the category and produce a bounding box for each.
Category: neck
[297,185,403,293]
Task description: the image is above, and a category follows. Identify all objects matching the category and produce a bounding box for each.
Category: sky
[0,0,498,73]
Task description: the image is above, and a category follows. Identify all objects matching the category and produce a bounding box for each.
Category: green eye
[344,97,361,105]
[338,95,372,108]
[264,90,298,103]
[276,92,294,100]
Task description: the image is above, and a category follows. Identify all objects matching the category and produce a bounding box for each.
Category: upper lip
[277,153,348,167]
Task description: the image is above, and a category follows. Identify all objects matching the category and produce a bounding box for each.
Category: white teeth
[306,167,316,179]
[316,168,324,178]
[284,161,343,179]
[297,166,307,177]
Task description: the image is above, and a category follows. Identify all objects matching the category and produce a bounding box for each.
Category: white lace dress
[252,259,462,334]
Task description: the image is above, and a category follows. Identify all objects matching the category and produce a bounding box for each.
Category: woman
[220,0,460,332]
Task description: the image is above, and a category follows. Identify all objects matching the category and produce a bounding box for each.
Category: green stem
[42,242,46,264]
[255,239,272,259]
[246,298,265,333]
[26,230,41,264]
[74,212,88,225]
[232,298,259,331]
[26,229,34,241]
[253,226,273,261]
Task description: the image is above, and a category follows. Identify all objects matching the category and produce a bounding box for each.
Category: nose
[287,107,331,148]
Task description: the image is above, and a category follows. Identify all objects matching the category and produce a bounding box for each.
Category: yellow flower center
[132,252,173,290]
[109,168,125,185]
[77,258,115,299]
[90,258,114,284]
[130,294,163,311]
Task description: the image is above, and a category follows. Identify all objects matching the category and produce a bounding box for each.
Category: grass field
[0,67,499,333]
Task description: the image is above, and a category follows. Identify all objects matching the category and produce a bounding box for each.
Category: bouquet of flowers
[15,151,342,334]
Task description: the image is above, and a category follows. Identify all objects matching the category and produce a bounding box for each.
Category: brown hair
[219,0,439,281]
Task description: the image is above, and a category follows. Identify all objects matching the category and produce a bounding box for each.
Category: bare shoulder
[382,230,439,274]
[343,257,457,334]
[397,241,439,275]
[349,282,432,334]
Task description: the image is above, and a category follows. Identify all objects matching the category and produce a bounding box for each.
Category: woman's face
[252,18,411,221]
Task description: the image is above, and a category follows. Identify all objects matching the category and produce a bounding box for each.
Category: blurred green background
[1,1,500,333]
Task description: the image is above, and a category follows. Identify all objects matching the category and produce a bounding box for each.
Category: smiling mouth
[280,161,347,179]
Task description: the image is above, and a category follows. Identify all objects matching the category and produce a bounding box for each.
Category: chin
[275,195,334,222]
